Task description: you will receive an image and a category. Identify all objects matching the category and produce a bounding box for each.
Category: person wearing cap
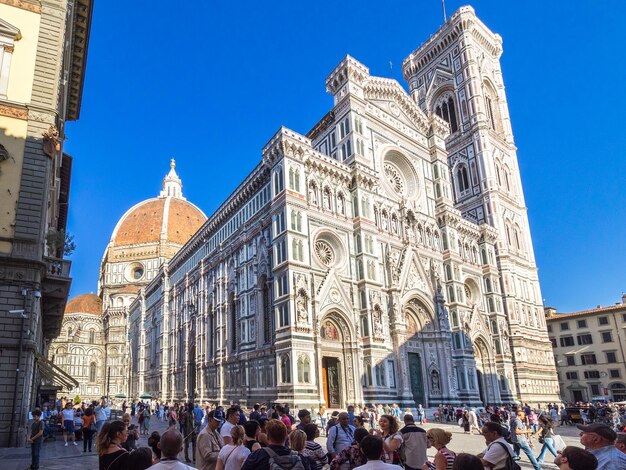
[616,432,626,454]
[197,410,225,470]
[577,422,626,470]
[296,409,311,431]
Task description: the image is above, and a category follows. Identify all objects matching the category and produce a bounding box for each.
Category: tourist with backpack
[326,412,356,460]
[478,422,519,470]
[241,419,308,470]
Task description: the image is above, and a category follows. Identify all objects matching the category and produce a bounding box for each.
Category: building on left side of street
[546,293,626,403]
[0,0,93,447]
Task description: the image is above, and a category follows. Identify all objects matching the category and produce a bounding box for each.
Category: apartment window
[580,354,597,365]
[610,369,621,378]
[590,384,600,396]
[598,317,609,325]
[622,313,626,322]
[547,324,552,332]
[550,338,556,348]
[560,322,569,331]
[577,319,587,328]
[565,371,578,380]
[559,336,574,347]
[566,356,575,366]
[601,331,613,343]
[606,352,617,364]
[577,334,593,345]
[584,371,600,379]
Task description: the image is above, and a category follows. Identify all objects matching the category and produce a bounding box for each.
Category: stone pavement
[0,415,586,470]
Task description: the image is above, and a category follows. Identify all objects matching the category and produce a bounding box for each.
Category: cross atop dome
[160,158,185,199]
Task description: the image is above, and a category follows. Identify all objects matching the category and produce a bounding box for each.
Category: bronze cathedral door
[322,357,340,407]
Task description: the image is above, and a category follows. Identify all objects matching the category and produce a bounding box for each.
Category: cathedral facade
[125,6,559,408]
[53,6,559,408]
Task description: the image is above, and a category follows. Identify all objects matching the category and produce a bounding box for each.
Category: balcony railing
[45,256,71,279]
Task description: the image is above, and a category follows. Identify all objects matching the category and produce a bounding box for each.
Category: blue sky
[65,0,626,313]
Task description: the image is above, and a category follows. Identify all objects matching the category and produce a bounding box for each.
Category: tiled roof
[546,303,626,321]
[65,293,102,315]
[112,197,206,247]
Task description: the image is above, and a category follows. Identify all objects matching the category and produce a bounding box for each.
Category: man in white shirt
[220,407,239,445]
[354,435,399,470]
[478,422,514,470]
[147,428,193,470]
[94,399,108,432]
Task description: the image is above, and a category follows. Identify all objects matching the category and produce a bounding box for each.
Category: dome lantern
[160,158,184,199]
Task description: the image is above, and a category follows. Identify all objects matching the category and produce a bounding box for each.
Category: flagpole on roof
[442,0,447,22]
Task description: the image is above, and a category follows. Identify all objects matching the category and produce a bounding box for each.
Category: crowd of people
[27,399,626,470]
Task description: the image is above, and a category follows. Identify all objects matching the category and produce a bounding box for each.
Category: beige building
[546,294,626,403]
[0,0,92,446]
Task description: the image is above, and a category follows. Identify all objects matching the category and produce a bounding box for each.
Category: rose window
[464,284,472,302]
[384,163,406,195]
[315,240,335,266]
[380,149,419,200]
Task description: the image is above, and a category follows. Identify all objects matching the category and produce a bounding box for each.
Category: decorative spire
[160,158,185,199]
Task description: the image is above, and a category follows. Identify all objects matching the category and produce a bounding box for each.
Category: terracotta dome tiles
[112,198,206,247]
[65,293,102,315]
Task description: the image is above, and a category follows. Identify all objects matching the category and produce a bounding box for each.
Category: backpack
[492,441,521,470]
[500,424,512,444]
[264,447,306,470]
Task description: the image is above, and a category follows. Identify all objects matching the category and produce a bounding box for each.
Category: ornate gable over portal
[316,269,354,318]
[399,247,433,298]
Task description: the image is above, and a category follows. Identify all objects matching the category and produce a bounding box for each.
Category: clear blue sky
[65,0,626,313]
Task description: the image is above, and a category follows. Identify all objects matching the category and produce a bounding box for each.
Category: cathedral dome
[65,293,102,315]
[111,197,206,247]
[109,160,207,248]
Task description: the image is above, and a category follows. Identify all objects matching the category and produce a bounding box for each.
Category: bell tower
[402,6,559,403]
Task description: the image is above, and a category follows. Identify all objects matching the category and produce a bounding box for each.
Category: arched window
[89,362,97,382]
[456,165,470,193]
[262,279,271,344]
[89,329,95,344]
[495,165,502,186]
[229,292,237,352]
[280,354,291,383]
[273,167,284,195]
[297,354,311,383]
[485,96,496,130]
[67,327,72,338]
[435,95,459,133]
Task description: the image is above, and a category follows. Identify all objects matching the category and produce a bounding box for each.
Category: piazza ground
[0,412,586,469]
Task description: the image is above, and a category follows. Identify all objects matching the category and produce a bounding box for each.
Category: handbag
[458,418,463,427]
[553,435,566,452]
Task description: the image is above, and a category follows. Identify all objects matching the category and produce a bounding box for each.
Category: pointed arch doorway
[318,313,355,409]
[473,337,498,405]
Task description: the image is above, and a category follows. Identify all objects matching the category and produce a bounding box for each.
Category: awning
[35,352,79,390]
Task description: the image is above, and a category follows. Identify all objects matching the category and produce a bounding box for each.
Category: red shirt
[280,415,292,429]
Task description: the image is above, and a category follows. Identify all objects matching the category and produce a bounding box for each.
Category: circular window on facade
[380,149,419,200]
[463,279,481,307]
[125,262,145,282]
[313,231,346,269]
